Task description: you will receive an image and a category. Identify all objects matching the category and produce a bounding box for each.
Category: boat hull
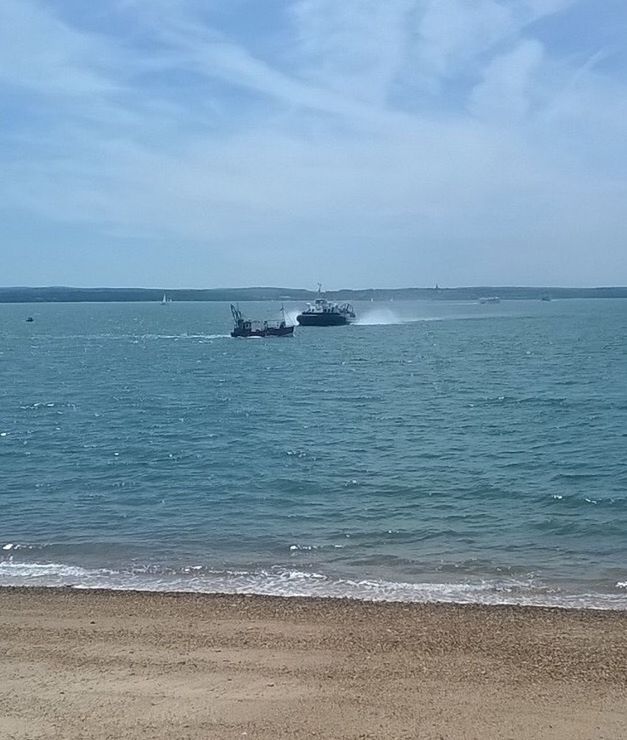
[231,325,294,338]
[265,325,295,337]
[296,313,352,326]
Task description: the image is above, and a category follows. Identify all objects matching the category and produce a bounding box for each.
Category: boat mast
[231,304,243,323]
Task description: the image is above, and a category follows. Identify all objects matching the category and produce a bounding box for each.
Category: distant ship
[296,285,355,326]
[161,293,172,305]
[230,304,294,338]
[540,294,552,302]
[479,296,501,304]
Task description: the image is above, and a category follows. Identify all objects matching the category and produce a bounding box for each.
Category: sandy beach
[0,588,625,739]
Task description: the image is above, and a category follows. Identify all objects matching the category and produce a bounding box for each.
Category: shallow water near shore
[1,299,626,608]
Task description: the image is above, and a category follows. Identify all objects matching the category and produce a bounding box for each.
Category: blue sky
[1,0,626,288]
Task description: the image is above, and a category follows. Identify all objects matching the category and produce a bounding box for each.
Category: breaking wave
[1,560,625,610]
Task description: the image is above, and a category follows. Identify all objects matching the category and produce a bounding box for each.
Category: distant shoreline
[2,285,627,303]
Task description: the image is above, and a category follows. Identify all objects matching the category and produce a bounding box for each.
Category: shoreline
[1,562,626,611]
[3,286,627,304]
[1,587,625,739]
[2,583,627,613]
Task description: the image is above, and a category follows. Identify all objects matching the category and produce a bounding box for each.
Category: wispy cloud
[1,0,626,286]
[288,0,411,104]
[0,0,122,97]
[413,0,572,87]
[470,39,545,120]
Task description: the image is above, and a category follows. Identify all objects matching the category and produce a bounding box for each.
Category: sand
[0,588,625,739]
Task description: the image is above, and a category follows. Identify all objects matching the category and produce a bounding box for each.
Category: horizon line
[2,284,627,291]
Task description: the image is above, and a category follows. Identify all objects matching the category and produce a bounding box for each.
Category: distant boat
[541,295,552,302]
[230,304,294,338]
[479,296,501,304]
[25,316,34,322]
[161,293,172,305]
[297,284,355,326]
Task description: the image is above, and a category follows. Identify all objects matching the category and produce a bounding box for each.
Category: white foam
[0,561,625,610]
[354,309,481,326]
[0,561,106,580]
[355,309,405,326]
[283,309,300,326]
[36,333,230,341]
[139,333,230,340]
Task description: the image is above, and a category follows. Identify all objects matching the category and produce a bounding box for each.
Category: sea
[1,299,626,609]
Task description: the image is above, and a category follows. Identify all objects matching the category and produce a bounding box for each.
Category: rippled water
[1,299,626,608]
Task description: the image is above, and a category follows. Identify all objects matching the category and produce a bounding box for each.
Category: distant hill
[1,285,626,303]
[0,286,313,303]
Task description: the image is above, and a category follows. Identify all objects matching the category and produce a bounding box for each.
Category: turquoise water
[1,299,626,608]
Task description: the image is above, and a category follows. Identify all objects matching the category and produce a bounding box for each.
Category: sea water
[1,299,625,608]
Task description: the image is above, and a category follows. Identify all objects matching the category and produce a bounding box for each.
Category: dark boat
[230,305,294,338]
[296,285,355,326]
[25,317,34,322]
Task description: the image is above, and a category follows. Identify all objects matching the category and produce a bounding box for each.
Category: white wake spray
[354,308,406,326]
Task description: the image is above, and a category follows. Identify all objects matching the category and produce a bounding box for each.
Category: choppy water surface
[1,299,626,608]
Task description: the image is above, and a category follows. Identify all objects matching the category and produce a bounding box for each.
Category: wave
[1,560,625,610]
[29,333,230,341]
[476,395,569,407]
[135,333,230,340]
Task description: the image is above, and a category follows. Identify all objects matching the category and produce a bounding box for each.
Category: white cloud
[289,0,411,103]
[413,0,575,87]
[470,39,544,120]
[415,0,516,83]
[1,0,626,286]
[0,0,120,97]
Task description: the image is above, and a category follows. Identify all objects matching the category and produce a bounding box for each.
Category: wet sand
[0,587,625,739]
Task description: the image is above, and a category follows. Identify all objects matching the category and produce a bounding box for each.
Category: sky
[1,0,626,289]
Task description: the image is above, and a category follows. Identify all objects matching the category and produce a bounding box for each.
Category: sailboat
[161,293,173,305]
